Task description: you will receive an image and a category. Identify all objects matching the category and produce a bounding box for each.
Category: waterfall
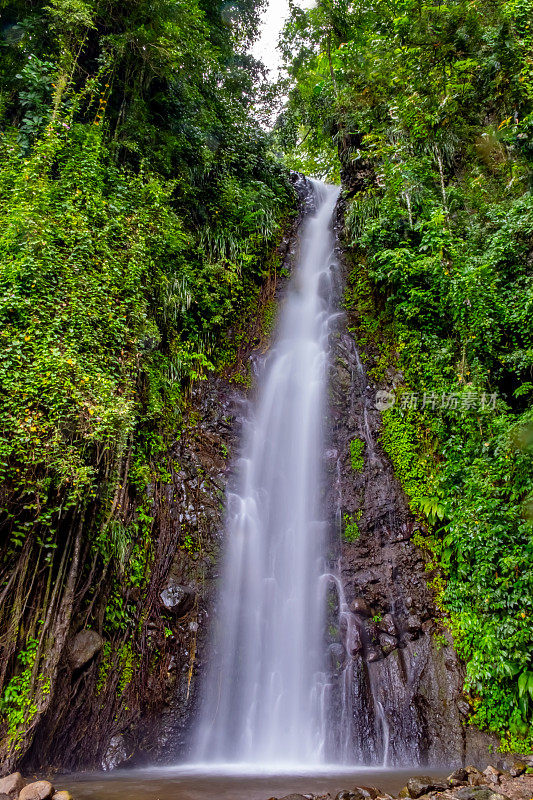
[194,180,340,767]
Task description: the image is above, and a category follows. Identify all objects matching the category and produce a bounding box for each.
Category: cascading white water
[194,181,340,767]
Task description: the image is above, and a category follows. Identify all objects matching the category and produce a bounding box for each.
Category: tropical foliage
[0,0,293,766]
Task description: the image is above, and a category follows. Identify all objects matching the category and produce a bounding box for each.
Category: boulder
[378,613,396,636]
[357,787,381,799]
[405,615,422,633]
[509,761,527,777]
[159,580,195,617]
[52,793,73,800]
[455,789,510,800]
[482,767,500,785]
[379,633,397,655]
[351,598,371,616]
[68,630,103,670]
[336,792,366,800]
[0,794,12,800]
[0,773,24,797]
[19,781,54,800]
[366,648,382,662]
[465,767,485,787]
[406,777,447,798]
[447,769,468,787]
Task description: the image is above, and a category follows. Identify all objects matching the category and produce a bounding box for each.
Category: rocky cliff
[21,177,499,774]
[322,203,484,766]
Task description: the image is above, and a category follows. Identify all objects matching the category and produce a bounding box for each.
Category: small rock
[336,792,366,800]
[465,767,485,787]
[351,598,371,616]
[0,773,24,797]
[378,613,396,636]
[379,633,397,655]
[52,792,73,800]
[19,781,54,800]
[357,787,381,799]
[406,777,447,798]
[405,614,422,633]
[455,788,510,800]
[483,767,500,785]
[366,648,382,662]
[68,630,103,670]
[509,761,527,777]
[447,769,468,786]
[160,579,195,617]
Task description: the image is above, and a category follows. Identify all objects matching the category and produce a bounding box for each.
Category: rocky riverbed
[268,764,533,800]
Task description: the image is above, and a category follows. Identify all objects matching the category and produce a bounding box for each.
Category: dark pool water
[66,765,450,800]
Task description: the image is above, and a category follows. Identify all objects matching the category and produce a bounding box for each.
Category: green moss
[262,299,278,337]
[349,438,365,471]
[343,510,362,542]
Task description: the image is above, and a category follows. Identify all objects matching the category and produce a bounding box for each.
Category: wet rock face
[102,734,131,771]
[127,173,316,766]
[323,215,468,767]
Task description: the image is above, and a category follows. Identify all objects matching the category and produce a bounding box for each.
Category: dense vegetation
[0,0,293,768]
[279,0,533,751]
[1,0,532,770]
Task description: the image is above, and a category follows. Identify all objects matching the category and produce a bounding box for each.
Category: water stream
[194,181,340,767]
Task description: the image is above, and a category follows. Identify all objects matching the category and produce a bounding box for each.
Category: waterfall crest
[194,181,340,767]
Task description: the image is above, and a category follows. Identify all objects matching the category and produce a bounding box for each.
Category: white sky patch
[252,0,315,79]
